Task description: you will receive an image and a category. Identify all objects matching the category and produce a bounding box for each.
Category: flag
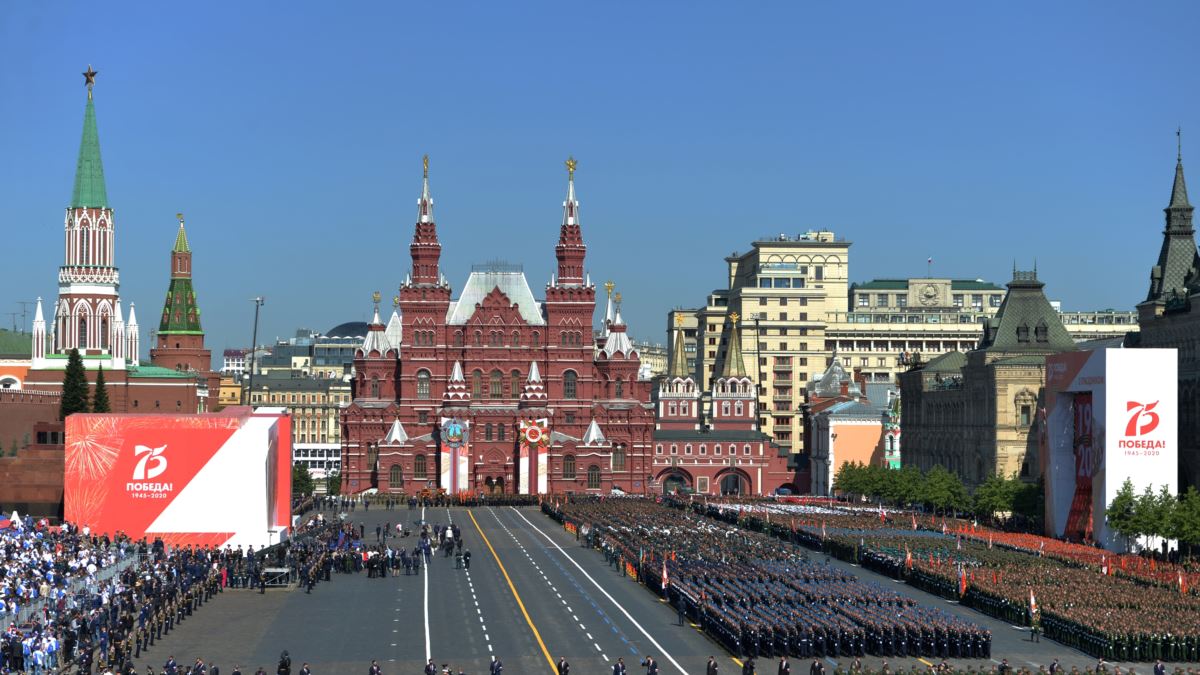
[821,521,827,539]
[958,565,967,597]
[911,513,918,530]
[1038,541,1044,556]
[987,534,993,550]
[639,547,644,565]
[662,558,669,590]
[789,517,796,533]
[956,533,962,550]
[941,519,947,535]
[1181,572,1188,595]
[1101,555,1108,576]
[905,544,913,570]
[1029,588,1038,617]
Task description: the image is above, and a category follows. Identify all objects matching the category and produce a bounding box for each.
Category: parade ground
[148,506,1187,674]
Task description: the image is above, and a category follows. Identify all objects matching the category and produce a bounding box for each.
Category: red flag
[905,544,913,570]
[1151,558,1157,572]
[911,513,918,530]
[958,565,967,596]
[1101,555,1108,576]
[662,558,669,590]
[987,534,993,550]
[1181,572,1188,595]
[1029,588,1038,617]
[789,517,796,533]
[821,521,827,539]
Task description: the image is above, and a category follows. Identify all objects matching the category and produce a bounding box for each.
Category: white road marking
[511,507,688,675]
[422,505,431,662]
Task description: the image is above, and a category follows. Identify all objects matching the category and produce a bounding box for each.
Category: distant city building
[669,231,852,481]
[899,269,1076,485]
[1134,149,1200,491]
[221,348,248,376]
[827,277,1136,386]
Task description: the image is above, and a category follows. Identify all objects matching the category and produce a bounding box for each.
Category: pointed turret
[126,303,140,364]
[31,298,46,362]
[720,313,747,379]
[111,299,125,362]
[520,361,549,405]
[602,281,616,336]
[359,292,393,356]
[582,419,607,446]
[383,418,409,445]
[601,306,636,358]
[444,360,470,404]
[151,213,212,374]
[71,66,108,210]
[555,157,586,286]
[384,298,404,350]
[409,155,442,286]
[1142,135,1200,308]
[668,315,690,379]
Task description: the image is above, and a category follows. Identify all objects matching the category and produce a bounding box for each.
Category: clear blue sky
[2,2,1197,365]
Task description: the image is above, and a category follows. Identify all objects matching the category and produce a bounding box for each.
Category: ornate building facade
[899,269,1076,486]
[1135,147,1200,490]
[653,315,797,496]
[339,159,655,495]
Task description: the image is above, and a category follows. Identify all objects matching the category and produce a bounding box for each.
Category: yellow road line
[918,658,934,666]
[468,509,557,673]
[732,656,744,667]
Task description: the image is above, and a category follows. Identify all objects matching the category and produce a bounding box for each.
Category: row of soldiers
[550,499,986,661]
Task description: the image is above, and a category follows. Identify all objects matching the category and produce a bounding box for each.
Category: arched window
[78,315,88,349]
[453,331,464,347]
[474,331,483,346]
[531,332,540,347]
[562,454,576,479]
[490,370,503,398]
[511,331,520,347]
[81,229,89,265]
[498,424,506,441]
[100,316,109,350]
[472,370,483,398]
[389,464,403,486]
[587,464,601,489]
[490,331,503,347]
[735,401,743,416]
[563,370,577,399]
[414,454,427,479]
[416,370,431,399]
[371,377,380,398]
[612,446,626,471]
[669,402,677,416]
[511,370,522,397]
[366,444,378,469]
[614,378,624,399]
[485,423,494,441]
[721,401,731,416]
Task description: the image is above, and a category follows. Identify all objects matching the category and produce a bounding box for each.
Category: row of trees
[290,465,342,496]
[60,348,109,418]
[832,461,1041,520]
[1106,479,1200,551]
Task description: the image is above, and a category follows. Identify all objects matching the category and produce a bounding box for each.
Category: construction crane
[15,301,34,334]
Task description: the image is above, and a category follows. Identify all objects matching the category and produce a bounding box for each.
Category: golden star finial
[83,65,98,98]
[422,154,429,179]
[614,292,622,305]
[674,314,684,327]
[565,156,577,179]
[372,291,381,306]
[176,212,184,225]
[730,312,740,325]
[393,295,400,308]
[604,281,614,297]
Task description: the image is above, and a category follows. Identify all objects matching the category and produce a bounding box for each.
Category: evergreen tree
[91,365,110,413]
[325,471,342,497]
[59,348,90,420]
[292,462,315,496]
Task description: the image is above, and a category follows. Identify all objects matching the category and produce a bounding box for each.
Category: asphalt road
[142,505,1196,674]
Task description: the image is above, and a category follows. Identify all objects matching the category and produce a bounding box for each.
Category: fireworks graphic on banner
[65,417,123,481]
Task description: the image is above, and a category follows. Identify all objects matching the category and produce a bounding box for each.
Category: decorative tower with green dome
[149,214,211,374]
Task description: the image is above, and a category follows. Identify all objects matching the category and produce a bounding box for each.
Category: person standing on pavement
[489,656,503,674]
[298,664,311,675]
[367,659,381,675]
[642,655,659,675]
[424,659,437,675]
[706,656,720,674]
[778,656,790,675]
[557,656,570,674]
[809,659,823,675]
[741,657,755,675]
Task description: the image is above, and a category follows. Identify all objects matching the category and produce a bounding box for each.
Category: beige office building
[672,231,851,458]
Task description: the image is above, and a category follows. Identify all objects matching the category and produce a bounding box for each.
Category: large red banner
[64,410,291,549]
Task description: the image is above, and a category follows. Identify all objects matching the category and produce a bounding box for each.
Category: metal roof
[446,268,545,326]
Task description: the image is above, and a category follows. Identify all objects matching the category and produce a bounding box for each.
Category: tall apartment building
[670,231,851,468]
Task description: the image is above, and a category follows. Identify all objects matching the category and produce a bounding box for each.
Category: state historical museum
[340,158,655,495]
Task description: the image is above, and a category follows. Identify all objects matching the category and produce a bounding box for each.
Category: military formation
[557,498,986,661]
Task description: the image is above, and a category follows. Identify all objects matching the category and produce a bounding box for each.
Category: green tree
[1011,475,1044,525]
[1130,485,1162,548]
[973,474,1015,520]
[1106,478,1138,549]
[325,470,342,496]
[1153,484,1178,543]
[91,365,110,413]
[833,461,865,497]
[1173,486,1200,557]
[292,462,315,496]
[59,348,90,420]
[924,466,968,514]
[889,464,925,506]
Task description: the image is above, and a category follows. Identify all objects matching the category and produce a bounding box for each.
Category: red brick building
[654,315,799,496]
[340,158,656,495]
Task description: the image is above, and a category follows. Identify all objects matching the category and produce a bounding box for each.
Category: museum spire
[555,156,586,286]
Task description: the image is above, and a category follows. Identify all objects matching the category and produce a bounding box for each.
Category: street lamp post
[244,297,265,406]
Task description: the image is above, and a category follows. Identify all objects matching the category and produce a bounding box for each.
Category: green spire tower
[150,214,211,374]
[71,65,108,209]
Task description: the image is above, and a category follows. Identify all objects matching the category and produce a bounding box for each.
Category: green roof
[0,330,32,357]
[129,364,196,379]
[854,279,910,290]
[70,95,108,209]
[980,272,1076,354]
[923,350,966,373]
[854,279,1002,291]
[158,278,203,334]
[173,223,191,253]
